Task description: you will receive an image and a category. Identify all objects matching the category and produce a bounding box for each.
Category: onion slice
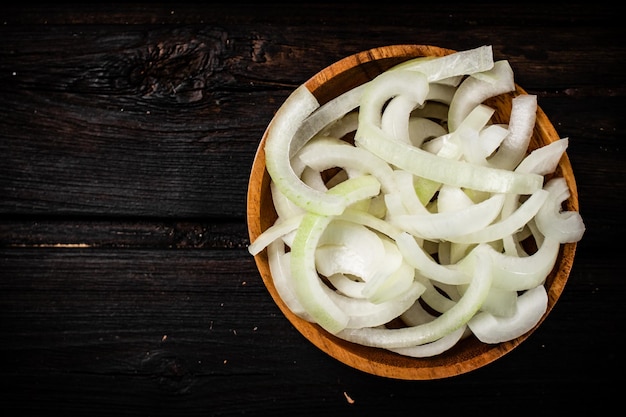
[264,85,349,215]
[447,60,516,132]
[355,121,543,195]
[335,250,493,349]
[468,284,548,344]
[290,176,382,334]
[535,177,586,243]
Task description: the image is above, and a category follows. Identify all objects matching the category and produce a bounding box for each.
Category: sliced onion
[330,281,426,329]
[264,85,348,215]
[297,136,397,194]
[491,238,560,291]
[445,188,549,244]
[392,193,506,240]
[400,300,437,326]
[250,45,585,357]
[292,84,366,156]
[290,176,382,334]
[271,181,305,220]
[315,220,385,280]
[361,244,413,303]
[327,273,368,299]
[381,95,419,143]
[388,325,467,358]
[334,250,493,349]
[389,45,494,83]
[407,117,448,148]
[355,121,543,195]
[391,169,430,215]
[535,177,586,243]
[267,239,312,321]
[447,60,515,132]
[515,138,569,175]
[247,213,304,256]
[414,273,459,313]
[358,70,430,128]
[468,284,548,344]
[479,287,519,318]
[396,232,470,285]
[488,94,537,170]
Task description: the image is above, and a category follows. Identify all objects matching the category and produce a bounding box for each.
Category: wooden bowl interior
[247,45,579,380]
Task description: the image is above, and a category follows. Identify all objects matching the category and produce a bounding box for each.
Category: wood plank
[1,23,623,217]
[0,218,249,248]
[0,247,617,413]
[3,3,621,26]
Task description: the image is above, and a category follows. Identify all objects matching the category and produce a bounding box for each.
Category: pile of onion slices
[248,45,585,357]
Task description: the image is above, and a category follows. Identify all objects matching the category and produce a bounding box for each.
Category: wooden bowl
[247,45,579,380]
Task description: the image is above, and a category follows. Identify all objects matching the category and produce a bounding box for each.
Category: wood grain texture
[1,6,624,219]
[0,2,624,415]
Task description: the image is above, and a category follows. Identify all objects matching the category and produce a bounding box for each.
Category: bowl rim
[247,44,579,380]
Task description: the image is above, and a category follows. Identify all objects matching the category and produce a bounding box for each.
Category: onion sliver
[355,121,543,195]
[358,70,430,128]
[447,60,515,132]
[488,94,537,170]
[516,138,569,175]
[468,285,548,344]
[389,45,494,83]
[326,281,426,329]
[445,189,549,244]
[479,287,519,318]
[393,193,506,240]
[335,250,493,349]
[396,232,471,285]
[292,84,366,157]
[265,85,349,215]
[327,273,368,299]
[290,176,381,334]
[535,178,586,243]
[414,274,458,314]
[267,240,312,321]
[407,117,448,148]
[337,208,403,240]
[315,220,385,280]
[297,137,397,194]
[388,325,467,358]
[248,214,304,256]
[484,238,560,291]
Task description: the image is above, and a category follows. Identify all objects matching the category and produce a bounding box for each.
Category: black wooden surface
[1,3,624,415]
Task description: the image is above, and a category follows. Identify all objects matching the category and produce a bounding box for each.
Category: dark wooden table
[1,3,623,415]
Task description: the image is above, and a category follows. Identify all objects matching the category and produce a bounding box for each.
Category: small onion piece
[267,239,312,321]
[535,177,586,243]
[388,325,468,358]
[488,94,538,170]
[447,60,516,132]
[468,284,549,344]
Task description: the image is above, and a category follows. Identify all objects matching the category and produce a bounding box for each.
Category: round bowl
[247,44,579,380]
